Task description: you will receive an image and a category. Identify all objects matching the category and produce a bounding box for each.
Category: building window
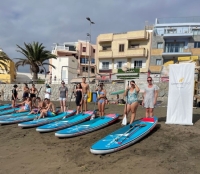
[134,61,142,68]
[102,62,109,69]
[93,49,95,53]
[91,58,95,64]
[119,44,124,52]
[129,44,139,48]
[102,46,111,50]
[156,59,162,65]
[82,67,88,72]
[91,68,95,73]
[117,62,123,69]
[157,42,163,49]
[194,42,200,48]
[80,58,88,64]
[192,29,200,35]
[82,47,86,52]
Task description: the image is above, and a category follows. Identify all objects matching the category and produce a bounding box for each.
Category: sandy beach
[0,102,200,174]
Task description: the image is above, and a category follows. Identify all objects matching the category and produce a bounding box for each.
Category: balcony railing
[99,50,113,58]
[126,48,148,57]
[164,46,184,53]
[156,16,200,24]
[99,69,112,73]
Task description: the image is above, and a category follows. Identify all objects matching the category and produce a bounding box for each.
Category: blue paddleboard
[55,114,120,138]
[36,111,94,133]
[0,108,20,116]
[90,117,158,154]
[18,110,76,128]
[0,111,30,120]
[0,104,11,110]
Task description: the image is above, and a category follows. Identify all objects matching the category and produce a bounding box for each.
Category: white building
[51,56,78,84]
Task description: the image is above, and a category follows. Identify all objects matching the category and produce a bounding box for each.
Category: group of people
[10,76,159,123]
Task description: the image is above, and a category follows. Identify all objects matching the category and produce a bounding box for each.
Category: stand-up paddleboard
[36,111,93,133]
[55,114,120,138]
[0,104,11,110]
[0,108,20,116]
[110,90,125,95]
[90,117,158,154]
[18,110,76,128]
[0,111,30,120]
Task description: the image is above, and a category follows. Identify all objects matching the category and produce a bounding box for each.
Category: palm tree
[0,48,12,72]
[15,42,57,80]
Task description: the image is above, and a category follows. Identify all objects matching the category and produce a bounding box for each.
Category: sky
[0,0,200,72]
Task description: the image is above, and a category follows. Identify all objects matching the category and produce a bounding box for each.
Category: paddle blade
[122,115,127,125]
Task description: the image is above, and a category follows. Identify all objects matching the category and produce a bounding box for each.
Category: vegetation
[15,42,57,80]
[0,49,12,71]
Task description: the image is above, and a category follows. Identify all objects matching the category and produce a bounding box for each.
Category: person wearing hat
[11,84,18,107]
[44,84,51,99]
[59,81,68,112]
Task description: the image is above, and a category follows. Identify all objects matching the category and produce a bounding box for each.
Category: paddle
[90,88,98,120]
[122,81,129,125]
[118,124,146,144]
[36,86,42,98]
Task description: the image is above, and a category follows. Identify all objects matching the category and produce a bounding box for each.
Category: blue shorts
[98,99,105,104]
[47,111,56,117]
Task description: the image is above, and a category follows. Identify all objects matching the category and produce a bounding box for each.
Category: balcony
[163,28,193,38]
[55,45,77,54]
[98,50,113,58]
[162,46,192,57]
[126,48,148,57]
[98,33,113,42]
[127,30,148,40]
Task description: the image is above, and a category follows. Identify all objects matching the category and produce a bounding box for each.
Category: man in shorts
[81,77,90,112]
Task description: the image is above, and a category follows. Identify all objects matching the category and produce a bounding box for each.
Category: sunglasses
[147,80,152,82]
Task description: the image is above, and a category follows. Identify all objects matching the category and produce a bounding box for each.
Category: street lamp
[86,17,95,83]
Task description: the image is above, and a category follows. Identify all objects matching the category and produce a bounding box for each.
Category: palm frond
[42,62,56,69]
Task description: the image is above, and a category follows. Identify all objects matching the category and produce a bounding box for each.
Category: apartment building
[50,41,96,83]
[96,29,152,81]
[150,17,200,77]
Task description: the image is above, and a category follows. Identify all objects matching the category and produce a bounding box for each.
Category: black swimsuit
[11,89,17,100]
[75,90,82,106]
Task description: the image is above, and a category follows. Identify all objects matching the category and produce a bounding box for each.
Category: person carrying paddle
[122,80,140,126]
[16,97,32,113]
[11,84,18,108]
[74,83,83,114]
[96,83,106,117]
[37,98,56,119]
[81,77,89,112]
[142,76,159,118]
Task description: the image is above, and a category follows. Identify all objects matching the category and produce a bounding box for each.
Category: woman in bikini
[30,84,38,107]
[16,97,32,113]
[22,83,29,101]
[74,83,83,114]
[96,83,106,117]
[122,80,140,126]
[30,97,45,114]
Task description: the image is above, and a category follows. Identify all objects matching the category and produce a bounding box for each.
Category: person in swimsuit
[16,97,32,113]
[37,98,56,119]
[81,77,89,112]
[96,83,106,117]
[23,83,29,101]
[59,81,68,112]
[142,77,159,118]
[11,85,18,108]
[74,83,83,114]
[29,97,45,114]
[122,80,140,126]
[30,84,38,107]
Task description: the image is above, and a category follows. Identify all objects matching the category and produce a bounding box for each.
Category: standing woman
[122,80,140,126]
[142,76,159,118]
[59,81,68,112]
[74,83,83,114]
[11,85,18,107]
[45,84,51,99]
[23,83,29,101]
[96,83,106,117]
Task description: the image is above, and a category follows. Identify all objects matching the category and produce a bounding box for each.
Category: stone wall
[0,83,169,102]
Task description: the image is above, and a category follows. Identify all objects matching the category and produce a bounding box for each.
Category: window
[130,44,139,48]
[82,47,86,52]
[91,68,95,73]
[157,42,163,49]
[102,62,109,69]
[102,46,111,50]
[82,67,88,72]
[93,49,95,53]
[117,62,123,69]
[91,58,95,64]
[156,59,162,65]
[80,58,88,64]
[134,61,142,68]
[194,42,200,48]
[192,29,200,35]
[119,44,124,52]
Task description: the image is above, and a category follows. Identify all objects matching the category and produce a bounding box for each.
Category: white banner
[166,63,195,125]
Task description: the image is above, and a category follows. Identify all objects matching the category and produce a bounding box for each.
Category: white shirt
[45,88,51,99]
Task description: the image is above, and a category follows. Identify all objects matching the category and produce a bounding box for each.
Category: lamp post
[86,17,95,83]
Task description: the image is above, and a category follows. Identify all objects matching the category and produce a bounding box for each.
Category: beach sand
[0,102,200,174]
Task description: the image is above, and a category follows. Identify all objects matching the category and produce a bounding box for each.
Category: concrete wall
[0,83,169,102]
